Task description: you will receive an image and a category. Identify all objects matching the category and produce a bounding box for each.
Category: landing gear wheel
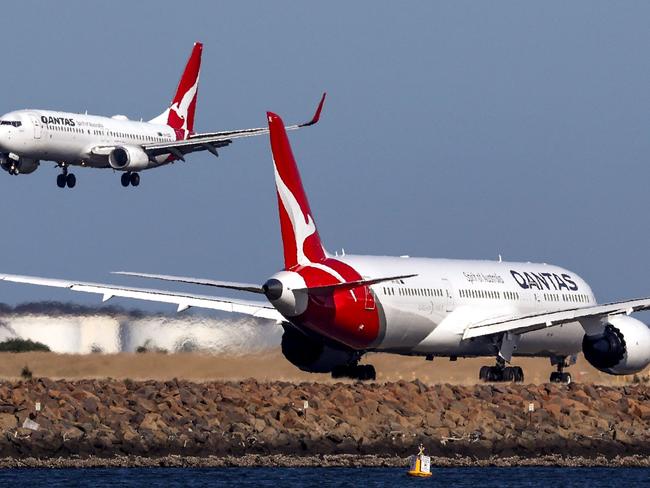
[330,364,376,381]
[130,172,140,186]
[359,365,376,381]
[121,173,131,187]
[56,174,66,188]
[331,365,347,379]
[480,365,524,383]
[503,367,514,382]
[66,173,76,188]
[550,372,571,384]
[513,366,524,382]
[550,356,572,384]
[479,366,490,381]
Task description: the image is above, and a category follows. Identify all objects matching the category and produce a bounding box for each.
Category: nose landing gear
[549,356,573,384]
[121,172,140,187]
[56,165,76,188]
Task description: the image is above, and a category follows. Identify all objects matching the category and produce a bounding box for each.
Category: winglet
[299,92,326,127]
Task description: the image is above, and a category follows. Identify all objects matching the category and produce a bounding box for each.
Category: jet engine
[0,154,39,175]
[281,326,355,373]
[108,145,150,171]
[582,315,650,375]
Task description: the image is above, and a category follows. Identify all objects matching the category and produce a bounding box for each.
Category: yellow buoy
[407,444,433,478]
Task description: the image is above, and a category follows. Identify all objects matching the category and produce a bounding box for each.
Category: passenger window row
[459,289,504,300]
[43,124,171,143]
[562,293,590,303]
[382,287,444,298]
[543,292,590,303]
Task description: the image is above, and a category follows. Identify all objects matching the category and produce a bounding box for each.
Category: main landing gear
[479,358,524,383]
[549,356,572,384]
[331,364,376,381]
[121,172,140,187]
[56,165,76,189]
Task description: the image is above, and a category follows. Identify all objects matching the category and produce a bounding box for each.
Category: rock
[0,413,16,431]
[62,426,84,441]
[0,378,643,459]
[139,413,165,431]
[628,400,650,420]
[544,403,563,421]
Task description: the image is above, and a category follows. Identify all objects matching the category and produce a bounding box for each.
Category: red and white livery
[3,111,650,383]
[0,42,325,188]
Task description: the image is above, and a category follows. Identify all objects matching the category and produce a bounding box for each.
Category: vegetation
[0,338,50,353]
[20,365,33,380]
[135,340,167,354]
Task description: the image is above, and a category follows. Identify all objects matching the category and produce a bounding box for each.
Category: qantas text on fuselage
[0,42,324,189]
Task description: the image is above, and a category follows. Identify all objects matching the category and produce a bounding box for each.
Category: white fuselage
[343,255,594,358]
[0,109,178,169]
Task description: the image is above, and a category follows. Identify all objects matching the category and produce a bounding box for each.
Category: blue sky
[1,1,650,311]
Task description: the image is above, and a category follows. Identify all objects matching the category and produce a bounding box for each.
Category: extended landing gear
[549,356,572,384]
[56,166,76,189]
[121,172,140,187]
[479,359,524,383]
[331,364,376,381]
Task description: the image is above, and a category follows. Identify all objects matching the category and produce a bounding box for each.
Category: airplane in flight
[2,111,650,383]
[0,42,325,188]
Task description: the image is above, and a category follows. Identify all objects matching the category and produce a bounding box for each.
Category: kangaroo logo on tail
[149,42,202,139]
[267,112,328,269]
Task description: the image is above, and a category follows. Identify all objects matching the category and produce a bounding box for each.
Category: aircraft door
[364,285,376,311]
[442,278,454,312]
[30,114,42,139]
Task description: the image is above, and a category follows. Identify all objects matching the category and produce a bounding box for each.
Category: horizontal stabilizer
[298,273,417,294]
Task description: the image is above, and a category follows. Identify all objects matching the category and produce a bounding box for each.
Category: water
[0,467,648,487]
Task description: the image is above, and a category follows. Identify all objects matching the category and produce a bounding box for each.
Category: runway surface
[0,350,643,384]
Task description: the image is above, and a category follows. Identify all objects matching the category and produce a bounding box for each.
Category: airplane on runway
[2,111,650,383]
[0,42,325,188]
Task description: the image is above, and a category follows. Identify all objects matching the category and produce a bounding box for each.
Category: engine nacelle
[0,154,39,175]
[281,326,355,373]
[263,271,309,317]
[108,145,149,171]
[582,315,650,375]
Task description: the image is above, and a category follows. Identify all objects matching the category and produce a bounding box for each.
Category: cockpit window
[0,121,21,127]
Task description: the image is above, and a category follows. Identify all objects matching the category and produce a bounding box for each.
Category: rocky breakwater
[0,379,648,461]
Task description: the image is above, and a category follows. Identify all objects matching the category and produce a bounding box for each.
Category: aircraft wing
[462,297,650,340]
[112,271,264,293]
[142,93,326,160]
[0,273,282,320]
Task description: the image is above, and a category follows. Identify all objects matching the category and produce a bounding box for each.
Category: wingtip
[303,92,326,127]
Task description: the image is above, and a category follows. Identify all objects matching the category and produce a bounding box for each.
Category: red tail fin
[267,112,327,269]
[149,42,202,138]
